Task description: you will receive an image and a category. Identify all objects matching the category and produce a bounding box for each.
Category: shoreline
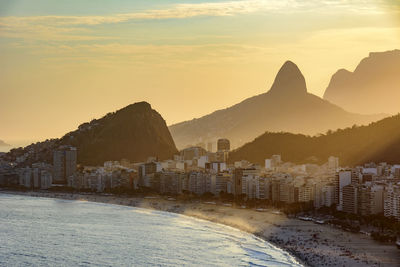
[2,190,400,266]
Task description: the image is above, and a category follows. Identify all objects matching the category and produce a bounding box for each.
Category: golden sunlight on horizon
[0,0,399,146]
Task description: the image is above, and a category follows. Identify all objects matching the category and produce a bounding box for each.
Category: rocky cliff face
[169,61,384,149]
[324,50,400,114]
[58,101,178,165]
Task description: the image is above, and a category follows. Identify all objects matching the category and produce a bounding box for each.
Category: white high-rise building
[359,184,384,216]
[258,177,270,200]
[322,184,336,208]
[197,156,208,169]
[328,156,339,173]
[241,174,259,200]
[271,155,282,166]
[18,167,32,188]
[384,185,400,220]
[213,172,232,195]
[335,170,352,210]
[40,170,53,189]
[53,146,77,184]
[265,159,272,170]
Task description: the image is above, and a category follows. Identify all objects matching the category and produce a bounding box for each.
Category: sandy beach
[3,190,400,267]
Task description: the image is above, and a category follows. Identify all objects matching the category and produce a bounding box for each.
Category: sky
[0,0,399,149]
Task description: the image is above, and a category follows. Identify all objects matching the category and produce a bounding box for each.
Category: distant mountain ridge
[169,61,385,149]
[324,49,400,114]
[229,114,400,167]
[0,140,10,147]
[6,102,178,166]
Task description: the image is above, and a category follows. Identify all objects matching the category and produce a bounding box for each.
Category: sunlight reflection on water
[0,193,303,267]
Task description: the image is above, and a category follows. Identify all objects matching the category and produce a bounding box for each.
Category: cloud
[0,0,269,40]
[0,0,390,28]
[29,42,272,65]
[25,25,399,69]
[0,0,268,28]
[0,0,396,42]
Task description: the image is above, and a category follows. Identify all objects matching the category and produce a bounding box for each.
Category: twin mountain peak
[12,53,395,164]
[169,59,385,149]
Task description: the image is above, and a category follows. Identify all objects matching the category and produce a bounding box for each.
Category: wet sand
[3,191,400,267]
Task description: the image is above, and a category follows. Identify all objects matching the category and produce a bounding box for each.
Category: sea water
[0,194,302,266]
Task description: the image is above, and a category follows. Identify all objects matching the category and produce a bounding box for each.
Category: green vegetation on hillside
[229,114,400,166]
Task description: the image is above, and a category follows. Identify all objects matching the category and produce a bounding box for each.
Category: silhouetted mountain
[170,61,384,149]
[58,102,178,165]
[324,50,400,114]
[0,140,10,147]
[5,102,178,166]
[229,114,400,166]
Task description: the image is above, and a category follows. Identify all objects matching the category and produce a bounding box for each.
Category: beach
[3,190,399,267]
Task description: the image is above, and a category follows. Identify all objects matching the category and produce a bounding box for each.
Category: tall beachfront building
[53,146,77,184]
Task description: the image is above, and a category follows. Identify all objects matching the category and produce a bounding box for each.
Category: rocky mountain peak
[268,61,308,96]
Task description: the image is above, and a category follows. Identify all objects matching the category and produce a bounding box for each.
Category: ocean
[0,193,302,266]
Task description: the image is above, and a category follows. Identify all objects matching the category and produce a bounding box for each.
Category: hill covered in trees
[58,101,178,165]
[5,102,178,166]
[229,114,400,166]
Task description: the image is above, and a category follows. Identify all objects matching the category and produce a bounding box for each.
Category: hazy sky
[0,0,399,146]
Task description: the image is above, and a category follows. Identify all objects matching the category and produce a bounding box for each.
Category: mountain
[323,50,400,115]
[169,61,385,149]
[58,102,178,165]
[229,114,400,167]
[6,102,178,166]
[0,140,10,147]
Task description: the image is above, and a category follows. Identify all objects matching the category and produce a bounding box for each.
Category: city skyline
[2,2,400,266]
[1,0,400,144]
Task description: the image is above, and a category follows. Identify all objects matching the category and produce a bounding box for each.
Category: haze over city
[1,0,400,145]
[2,1,400,267]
